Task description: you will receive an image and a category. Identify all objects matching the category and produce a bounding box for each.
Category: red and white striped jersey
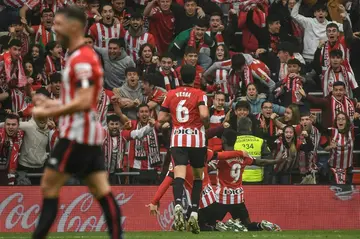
[124,31,156,62]
[33,25,56,46]
[329,127,354,169]
[215,69,230,95]
[3,0,38,9]
[96,89,113,128]
[45,55,65,76]
[88,22,125,48]
[161,86,207,148]
[215,152,253,205]
[58,45,104,145]
[39,0,71,13]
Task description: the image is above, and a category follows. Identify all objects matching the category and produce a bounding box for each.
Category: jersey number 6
[176,100,189,123]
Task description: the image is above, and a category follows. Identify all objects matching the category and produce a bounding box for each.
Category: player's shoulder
[69,46,101,66]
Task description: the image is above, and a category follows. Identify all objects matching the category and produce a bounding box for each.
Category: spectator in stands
[127,104,162,185]
[324,112,359,184]
[274,103,301,128]
[210,44,230,97]
[209,91,228,152]
[88,4,125,49]
[0,114,24,185]
[124,12,156,62]
[0,0,38,31]
[84,34,105,67]
[273,125,313,184]
[136,43,158,77]
[144,0,175,54]
[141,74,166,119]
[299,81,359,130]
[96,38,136,89]
[227,101,257,134]
[97,88,114,128]
[113,67,143,120]
[25,44,45,77]
[239,83,285,115]
[112,0,132,26]
[155,53,181,91]
[8,18,29,57]
[44,41,65,78]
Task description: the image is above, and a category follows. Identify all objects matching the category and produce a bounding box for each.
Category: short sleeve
[160,93,171,112]
[197,91,207,106]
[73,51,102,89]
[25,0,39,9]
[243,156,254,166]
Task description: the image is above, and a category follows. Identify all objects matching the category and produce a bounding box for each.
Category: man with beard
[124,12,156,62]
[112,0,132,26]
[127,103,162,185]
[144,0,175,54]
[141,73,166,120]
[175,46,204,89]
[95,38,135,89]
[23,9,56,48]
[88,4,125,49]
[155,53,181,91]
[31,7,123,239]
[113,67,143,120]
[169,18,214,70]
[8,18,30,57]
[0,114,24,186]
[44,41,65,77]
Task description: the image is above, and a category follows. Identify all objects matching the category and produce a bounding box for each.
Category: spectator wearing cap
[144,0,175,55]
[291,0,344,63]
[95,38,136,89]
[8,17,30,57]
[124,12,156,63]
[169,18,214,69]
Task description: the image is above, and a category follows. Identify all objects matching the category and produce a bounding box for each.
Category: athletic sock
[247,222,262,231]
[190,179,202,213]
[32,198,59,239]
[98,192,123,239]
[173,177,185,206]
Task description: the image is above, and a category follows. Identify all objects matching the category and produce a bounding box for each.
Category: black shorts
[215,203,250,223]
[170,147,207,168]
[46,138,105,178]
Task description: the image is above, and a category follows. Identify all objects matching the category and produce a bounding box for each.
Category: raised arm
[291,0,311,28]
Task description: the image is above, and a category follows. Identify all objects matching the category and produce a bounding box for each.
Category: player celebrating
[213,129,282,232]
[158,65,209,233]
[31,7,123,239]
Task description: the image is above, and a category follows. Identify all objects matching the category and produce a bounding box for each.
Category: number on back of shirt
[230,163,241,183]
[176,100,189,123]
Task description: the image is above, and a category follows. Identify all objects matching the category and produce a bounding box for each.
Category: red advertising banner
[0,186,359,232]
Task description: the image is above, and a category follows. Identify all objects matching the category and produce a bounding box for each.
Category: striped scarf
[40,0,68,13]
[215,69,230,95]
[0,127,24,171]
[35,25,56,48]
[96,89,110,128]
[331,95,355,123]
[205,30,224,45]
[103,130,125,173]
[10,88,27,114]
[296,125,320,174]
[1,51,27,87]
[134,123,161,167]
[256,113,274,136]
[188,29,207,53]
[45,55,65,76]
[274,137,300,172]
[322,65,352,97]
[159,67,180,91]
[276,74,302,104]
[228,64,253,97]
[321,39,351,74]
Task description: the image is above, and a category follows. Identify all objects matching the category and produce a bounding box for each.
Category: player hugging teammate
[152,65,283,233]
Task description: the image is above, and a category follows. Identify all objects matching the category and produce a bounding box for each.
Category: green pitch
[0,231,360,239]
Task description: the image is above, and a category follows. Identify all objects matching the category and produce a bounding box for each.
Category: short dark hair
[194,18,208,28]
[107,114,120,124]
[287,58,302,66]
[5,114,20,124]
[160,52,174,61]
[9,39,22,48]
[184,46,198,56]
[261,100,273,108]
[180,65,196,84]
[313,3,327,12]
[143,73,161,86]
[46,41,59,53]
[99,4,113,13]
[136,103,150,112]
[277,42,294,55]
[125,66,138,76]
[50,72,62,83]
[41,8,54,17]
[267,14,281,25]
[56,6,87,27]
[326,23,339,31]
[84,34,95,41]
[214,91,226,98]
[235,100,250,111]
[36,87,51,98]
[333,81,346,88]
[231,54,246,70]
[210,12,222,19]
[108,38,123,48]
[222,129,238,147]
[330,49,343,58]
[184,0,197,4]
[130,11,143,20]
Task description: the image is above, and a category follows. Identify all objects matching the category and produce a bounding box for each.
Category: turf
[1,231,360,239]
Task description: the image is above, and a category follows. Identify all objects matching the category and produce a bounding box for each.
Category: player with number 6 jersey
[159,65,209,234]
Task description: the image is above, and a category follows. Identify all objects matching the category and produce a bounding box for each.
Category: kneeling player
[213,129,283,232]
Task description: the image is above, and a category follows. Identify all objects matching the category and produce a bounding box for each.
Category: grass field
[0,231,360,239]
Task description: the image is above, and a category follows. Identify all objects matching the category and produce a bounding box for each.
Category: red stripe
[105,194,119,239]
[59,141,74,172]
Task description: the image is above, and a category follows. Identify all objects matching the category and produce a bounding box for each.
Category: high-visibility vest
[234,135,263,182]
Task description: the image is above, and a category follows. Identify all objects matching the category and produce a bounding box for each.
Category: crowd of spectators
[0,0,359,186]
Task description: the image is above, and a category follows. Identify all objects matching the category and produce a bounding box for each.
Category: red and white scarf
[40,0,69,13]
[35,25,56,46]
[205,30,224,45]
[331,95,355,123]
[103,130,125,173]
[215,69,230,95]
[322,65,352,97]
[134,123,161,167]
[256,113,274,136]
[0,128,24,171]
[320,39,350,74]
[96,89,111,128]
[159,67,180,91]
[188,29,208,52]
[283,74,303,104]
[10,88,27,113]
[228,65,253,96]
[273,137,301,172]
[1,51,27,87]
[45,55,65,76]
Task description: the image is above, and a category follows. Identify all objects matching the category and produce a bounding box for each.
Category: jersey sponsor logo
[223,187,243,195]
[74,63,93,80]
[202,184,213,196]
[173,128,199,135]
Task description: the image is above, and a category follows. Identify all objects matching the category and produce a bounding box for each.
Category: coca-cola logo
[0,192,133,232]
[156,202,174,231]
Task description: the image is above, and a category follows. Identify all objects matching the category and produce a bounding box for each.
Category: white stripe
[195,132,200,148]
[96,23,102,48]
[186,134,191,147]
[88,112,96,145]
